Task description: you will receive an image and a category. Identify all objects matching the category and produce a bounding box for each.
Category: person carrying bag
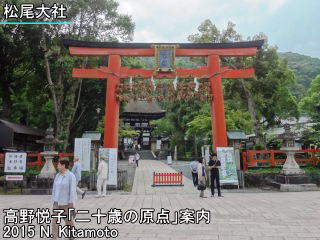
[197,158,207,198]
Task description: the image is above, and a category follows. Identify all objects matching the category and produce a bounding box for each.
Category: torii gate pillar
[208,55,228,151]
[104,55,121,148]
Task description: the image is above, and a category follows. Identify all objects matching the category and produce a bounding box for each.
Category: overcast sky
[118,0,320,58]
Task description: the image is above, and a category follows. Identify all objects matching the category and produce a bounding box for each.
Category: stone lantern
[278,124,304,175]
[274,124,317,191]
[36,126,62,179]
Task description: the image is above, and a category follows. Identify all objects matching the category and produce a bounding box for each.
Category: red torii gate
[63,39,263,153]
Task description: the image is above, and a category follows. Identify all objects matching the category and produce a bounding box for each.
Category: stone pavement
[0,159,320,240]
[131,159,196,195]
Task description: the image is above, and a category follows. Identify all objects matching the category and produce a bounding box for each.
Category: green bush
[81,171,90,177]
[253,144,266,150]
[123,184,132,192]
[25,167,41,176]
[304,166,320,173]
[247,168,281,174]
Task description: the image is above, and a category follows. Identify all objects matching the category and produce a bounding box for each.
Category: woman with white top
[96,156,108,197]
[51,158,77,240]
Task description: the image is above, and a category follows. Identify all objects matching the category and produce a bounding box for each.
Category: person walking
[208,152,223,197]
[197,158,207,198]
[189,159,198,187]
[51,158,77,240]
[71,156,86,199]
[135,151,140,167]
[96,156,108,197]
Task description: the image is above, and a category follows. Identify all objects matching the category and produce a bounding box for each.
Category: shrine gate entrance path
[1,159,319,240]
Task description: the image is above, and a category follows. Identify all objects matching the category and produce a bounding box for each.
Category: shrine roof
[120,100,166,119]
[63,39,264,49]
[0,119,45,136]
[227,130,248,140]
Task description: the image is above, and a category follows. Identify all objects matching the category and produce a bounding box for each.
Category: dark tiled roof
[123,100,165,114]
[63,39,264,49]
[0,119,45,136]
[120,100,166,120]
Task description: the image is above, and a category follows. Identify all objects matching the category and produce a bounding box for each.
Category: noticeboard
[4,152,27,173]
[216,147,239,185]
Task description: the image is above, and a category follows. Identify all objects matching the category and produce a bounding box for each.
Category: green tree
[39,0,134,151]
[299,75,320,147]
[0,0,135,151]
[299,75,320,121]
[188,20,299,146]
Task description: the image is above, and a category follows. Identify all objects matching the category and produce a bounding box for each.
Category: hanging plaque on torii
[153,44,178,73]
[63,39,264,153]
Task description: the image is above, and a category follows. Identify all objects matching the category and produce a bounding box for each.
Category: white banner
[99,148,118,186]
[5,152,26,173]
[216,147,239,185]
[74,138,91,171]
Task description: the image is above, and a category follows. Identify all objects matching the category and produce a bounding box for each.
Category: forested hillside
[279,52,320,98]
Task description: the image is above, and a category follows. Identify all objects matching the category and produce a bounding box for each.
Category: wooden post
[312,150,316,166]
[37,153,42,170]
[242,152,247,170]
[270,150,275,167]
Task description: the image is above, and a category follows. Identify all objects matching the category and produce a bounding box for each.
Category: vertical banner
[204,145,210,165]
[216,147,239,185]
[4,152,27,173]
[156,140,161,150]
[74,138,91,171]
[99,148,117,186]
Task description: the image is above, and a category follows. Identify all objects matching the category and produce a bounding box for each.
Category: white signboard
[216,147,239,185]
[156,140,161,150]
[4,152,26,173]
[6,175,23,181]
[99,148,117,186]
[74,138,91,171]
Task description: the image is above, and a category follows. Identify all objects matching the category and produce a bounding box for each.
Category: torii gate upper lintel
[63,39,264,153]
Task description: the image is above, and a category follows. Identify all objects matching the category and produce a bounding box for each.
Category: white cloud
[117,0,288,42]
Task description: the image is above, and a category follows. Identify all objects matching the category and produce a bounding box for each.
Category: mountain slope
[279,52,320,99]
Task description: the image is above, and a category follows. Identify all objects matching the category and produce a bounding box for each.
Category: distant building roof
[227,130,248,140]
[266,115,316,139]
[120,100,166,120]
[82,131,101,141]
[0,119,45,136]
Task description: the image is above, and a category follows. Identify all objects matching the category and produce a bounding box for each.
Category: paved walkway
[131,159,197,195]
[0,159,320,240]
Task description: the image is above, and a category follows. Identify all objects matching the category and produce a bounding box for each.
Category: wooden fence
[242,150,320,170]
[152,172,184,186]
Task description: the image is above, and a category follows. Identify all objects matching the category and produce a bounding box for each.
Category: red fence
[152,172,184,186]
[0,153,74,170]
[242,150,320,170]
